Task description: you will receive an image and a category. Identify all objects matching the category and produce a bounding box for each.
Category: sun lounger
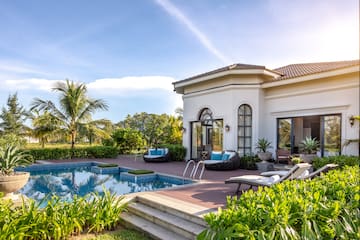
[225,163,311,194]
[300,163,338,179]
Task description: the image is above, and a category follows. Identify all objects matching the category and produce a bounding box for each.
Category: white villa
[173,60,360,160]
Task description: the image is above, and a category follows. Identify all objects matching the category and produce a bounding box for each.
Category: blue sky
[0,0,359,122]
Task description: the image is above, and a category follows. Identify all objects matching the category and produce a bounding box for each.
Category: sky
[0,0,359,123]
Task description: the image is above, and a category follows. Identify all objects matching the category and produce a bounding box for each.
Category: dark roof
[273,60,360,80]
[179,63,267,83]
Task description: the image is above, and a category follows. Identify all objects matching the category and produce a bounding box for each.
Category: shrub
[313,155,360,170]
[160,144,186,161]
[239,154,258,170]
[110,128,143,154]
[26,146,118,160]
[199,166,360,240]
[0,190,126,239]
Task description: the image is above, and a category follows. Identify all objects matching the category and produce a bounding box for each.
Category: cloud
[87,76,175,92]
[2,79,61,91]
[154,0,231,64]
[0,61,50,76]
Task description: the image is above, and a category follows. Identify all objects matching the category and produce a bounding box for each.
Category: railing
[183,160,205,180]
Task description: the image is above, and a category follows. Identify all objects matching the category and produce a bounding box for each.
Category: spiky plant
[0,145,33,175]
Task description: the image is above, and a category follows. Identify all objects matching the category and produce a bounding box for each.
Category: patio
[48,155,262,210]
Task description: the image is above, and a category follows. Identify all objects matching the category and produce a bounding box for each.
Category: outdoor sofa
[143,148,170,162]
[225,163,311,194]
[204,150,240,170]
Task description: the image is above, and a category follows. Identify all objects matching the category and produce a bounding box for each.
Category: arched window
[238,104,252,156]
[199,108,213,126]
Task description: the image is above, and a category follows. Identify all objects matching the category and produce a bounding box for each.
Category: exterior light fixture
[225,124,230,132]
[182,127,186,133]
[349,116,355,127]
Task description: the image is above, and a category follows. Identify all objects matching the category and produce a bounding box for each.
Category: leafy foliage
[0,145,33,175]
[312,155,360,170]
[0,93,29,136]
[0,190,126,239]
[30,79,108,150]
[239,154,259,170]
[119,112,182,147]
[107,128,144,154]
[26,146,118,160]
[199,166,360,240]
[128,169,154,175]
[0,133,27,149]
[160,144,186,161]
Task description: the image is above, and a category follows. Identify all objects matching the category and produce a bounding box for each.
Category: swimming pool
[17,162,193,204]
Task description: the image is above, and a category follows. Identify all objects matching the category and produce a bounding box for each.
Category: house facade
[173,60,360,160]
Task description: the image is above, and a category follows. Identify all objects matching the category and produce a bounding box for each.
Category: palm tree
[78,119,113,145]
[30,79,108,150]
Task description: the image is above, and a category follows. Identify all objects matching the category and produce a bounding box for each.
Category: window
[238,104,252,156]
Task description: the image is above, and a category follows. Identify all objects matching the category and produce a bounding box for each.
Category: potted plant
[256,138,273,162]
[0,145,33,199]
[300,137,319,163]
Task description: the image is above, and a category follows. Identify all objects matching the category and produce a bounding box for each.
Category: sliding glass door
[277,114,341,156]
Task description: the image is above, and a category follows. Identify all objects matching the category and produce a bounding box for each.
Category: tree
[30,79,108,150]
[0,93,29,136]
[110,128,143,154]
[30,110,64,148]
[78,119,113,145]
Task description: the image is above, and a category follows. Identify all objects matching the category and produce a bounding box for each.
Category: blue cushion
[211,153,223,160]
[149,150,157,155]
[157,149,164,155]
[221,154,230,161]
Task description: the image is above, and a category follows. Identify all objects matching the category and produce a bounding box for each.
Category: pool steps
[122,193,211,240]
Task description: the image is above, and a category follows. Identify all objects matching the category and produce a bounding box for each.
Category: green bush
[199,166,360,240]
[26,146,118,160]
[0,190,126,239]
[110,128,143,154]
[313,155,360,170]
[239,154,258,170]
[128,169,154,175]
[160,144,186,161]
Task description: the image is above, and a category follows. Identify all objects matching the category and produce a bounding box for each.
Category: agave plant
[0,145,33,175]
[255,138,272,152]
[300,137,319,154]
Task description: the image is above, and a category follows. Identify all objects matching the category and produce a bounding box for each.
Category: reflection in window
[323,115,341,156]
[238,104,252,156]
[278,119,292,150]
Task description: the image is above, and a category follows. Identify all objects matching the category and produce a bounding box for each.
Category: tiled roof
[179,63,267,82]
[273,60,360,80]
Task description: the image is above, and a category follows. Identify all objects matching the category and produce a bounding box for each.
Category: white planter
[257,152,272,162]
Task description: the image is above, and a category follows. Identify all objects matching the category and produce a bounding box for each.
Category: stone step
[121,212,188,240]
[128,202,205,239]
[135,193,210,227]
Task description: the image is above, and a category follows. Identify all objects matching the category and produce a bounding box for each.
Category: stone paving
[47,155,262,210]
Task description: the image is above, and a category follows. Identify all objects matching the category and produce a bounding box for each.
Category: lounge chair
[260,163,338,179]
[204,150,240,170]
[143,148,170,162]
[225,163,311,194]
[301,163,338,179]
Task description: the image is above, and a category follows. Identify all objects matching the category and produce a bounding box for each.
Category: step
[128,202,205,239]
[135,193,210,227]
[121,212,188,240]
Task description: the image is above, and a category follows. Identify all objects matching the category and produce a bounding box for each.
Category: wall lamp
[225,124,230,132]
[182,127,186,133]
[349,116,355,127]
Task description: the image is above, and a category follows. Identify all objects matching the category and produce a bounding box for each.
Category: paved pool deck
[43,155,264,210]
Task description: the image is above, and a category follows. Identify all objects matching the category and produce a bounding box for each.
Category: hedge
[160,144,186,161]
[199,166,360,240]
[312,155,360,170]
[26,146,118,160]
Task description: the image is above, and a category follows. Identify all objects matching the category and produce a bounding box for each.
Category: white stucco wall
[180,71,360,159]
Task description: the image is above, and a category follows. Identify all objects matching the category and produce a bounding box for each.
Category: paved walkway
[47,155,262,210]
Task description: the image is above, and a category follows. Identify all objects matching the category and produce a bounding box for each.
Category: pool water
[18,162,192,204]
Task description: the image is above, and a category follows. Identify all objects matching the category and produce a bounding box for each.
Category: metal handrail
[183,160,196,178]
[183,160,205,180]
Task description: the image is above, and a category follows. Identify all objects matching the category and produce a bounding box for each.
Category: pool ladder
[183,160,205,180]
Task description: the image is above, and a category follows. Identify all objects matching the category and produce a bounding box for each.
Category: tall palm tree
[30,79,108,150]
